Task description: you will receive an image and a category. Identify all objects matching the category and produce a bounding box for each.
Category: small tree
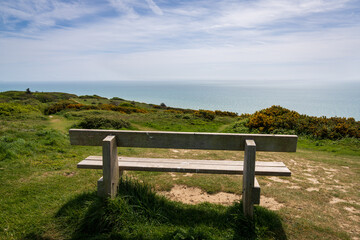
[26,88,32,94]
[160,103,167,108]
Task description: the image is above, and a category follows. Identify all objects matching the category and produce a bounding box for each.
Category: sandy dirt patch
[63,171,76,177]
[183,173,193,177]
[158,185,240,205]
[158,185,285,211]
[169,172,178,180]
[306,177,320,184]
[268,176,290,184]
[260,196,284,210]
[344,207,360,214]
[306,187,319,192]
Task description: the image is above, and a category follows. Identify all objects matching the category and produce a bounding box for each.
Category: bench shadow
[56,178,287,240]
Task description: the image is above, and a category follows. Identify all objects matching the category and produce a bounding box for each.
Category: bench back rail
[69,129,297,152]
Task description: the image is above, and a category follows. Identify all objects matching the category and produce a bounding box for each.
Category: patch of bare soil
[268,176,290,183]
[158,185,285,211]
[63,171,76,177]
[260,196,284,210]
[158,185,240,205]
[306,177,320,184]
[306,187,319,192]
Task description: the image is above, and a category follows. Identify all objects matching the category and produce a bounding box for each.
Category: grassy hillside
[0,91,359,239]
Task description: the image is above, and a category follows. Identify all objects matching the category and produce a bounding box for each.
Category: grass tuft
[56,177,285,239]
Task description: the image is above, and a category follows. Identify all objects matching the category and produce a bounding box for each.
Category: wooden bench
[69,129,297,218]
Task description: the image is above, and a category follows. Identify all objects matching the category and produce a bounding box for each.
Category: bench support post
[102,135,119,198]
[252,177,260,205]
[243,139,256,219]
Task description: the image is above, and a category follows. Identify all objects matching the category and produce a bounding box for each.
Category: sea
[1,80,360,121]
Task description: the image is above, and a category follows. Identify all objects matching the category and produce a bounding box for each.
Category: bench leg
[97,176,104,197]
[242,139,256,219]
[102,135,119,198]
[252,177,260,205]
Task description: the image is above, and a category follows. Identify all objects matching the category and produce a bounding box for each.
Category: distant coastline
[1,80,359,120]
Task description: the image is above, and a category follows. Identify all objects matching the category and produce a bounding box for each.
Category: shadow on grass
[56,178,287,240]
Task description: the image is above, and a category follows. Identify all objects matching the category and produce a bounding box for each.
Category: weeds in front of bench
[56,177,286,240]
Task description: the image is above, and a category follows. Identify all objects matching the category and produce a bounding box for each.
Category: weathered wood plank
[83,156,287,167]
[252,177,260,205]
[69,129,298,152]
[77,157,291,176]
[243,139,256,219]
[102,136,118,198]
[97,176,104,197]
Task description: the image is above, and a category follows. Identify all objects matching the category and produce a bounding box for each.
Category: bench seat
[78,156,291,176]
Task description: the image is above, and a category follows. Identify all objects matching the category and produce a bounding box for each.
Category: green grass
[119,111,235,132]
[0,90,359,240]
[297,137,360,156]
[55,177,286,240]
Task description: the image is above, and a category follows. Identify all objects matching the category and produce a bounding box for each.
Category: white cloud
[209,0,350,29]
[0,0,359,83]
[145,0,163,15]
[0,0,99,32]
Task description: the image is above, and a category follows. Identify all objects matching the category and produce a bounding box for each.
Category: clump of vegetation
[118,102,135,107]
[246,106,360,139]
[0,102,41,117]
[0,90,76,103]
[111,97,124,101]
[76,116,131,129]
[44,101,148,115]
[214,110,238,117]
[79,94,107,100]
[57,177,285,239]
[152,104,238,118]
[194,110,216,121]
[98,103,147,114]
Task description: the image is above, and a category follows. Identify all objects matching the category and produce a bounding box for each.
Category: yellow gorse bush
[247,106,359,139]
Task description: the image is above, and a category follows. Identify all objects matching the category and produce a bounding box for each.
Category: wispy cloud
[0,0,359,82]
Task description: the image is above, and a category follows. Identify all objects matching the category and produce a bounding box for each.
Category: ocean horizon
[1,80,360,121]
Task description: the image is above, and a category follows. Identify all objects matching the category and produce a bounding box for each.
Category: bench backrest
[69,129,297,152]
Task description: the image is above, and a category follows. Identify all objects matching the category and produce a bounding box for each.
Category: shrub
[111,97,124,101]
[194,110,216,121]
[214,110,238,117]
[45,102,147,115]
[119,102,135,108]
[79,95,107,99]
[246,105,360,139]
[76,116,131,129]
[0,102,40,116]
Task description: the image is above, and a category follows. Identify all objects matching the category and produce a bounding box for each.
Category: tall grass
[56,177,286,240]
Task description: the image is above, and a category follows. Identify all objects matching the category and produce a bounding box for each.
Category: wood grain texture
[77,156,291,176]
[243,140,256,219]
[69,129,298,152]
[97,176,104,197]
[83,156,287,167]
[102,136,118,198]
[253,177,260,205]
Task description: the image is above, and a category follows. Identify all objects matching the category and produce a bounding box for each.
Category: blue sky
[1,0,360,83]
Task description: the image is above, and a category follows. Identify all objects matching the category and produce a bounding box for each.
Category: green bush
[194,110,216,121]
[79,95,107,99]
[76,116,131,129]
[119,102,135,107]
[0,102,40,116]
[45,101,148,115]
[246,106,360,139]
